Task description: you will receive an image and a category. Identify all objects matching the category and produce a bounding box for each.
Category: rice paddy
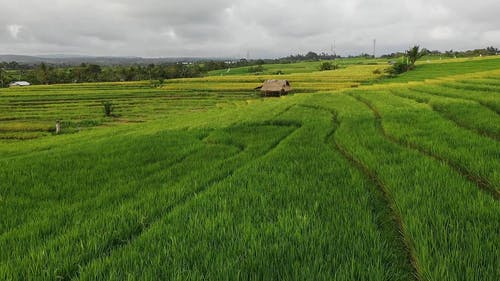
[0,56,499,280]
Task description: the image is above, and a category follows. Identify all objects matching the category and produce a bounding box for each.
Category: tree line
[0,59,267,86]
[1,63,203,86]
[1,46,498,87]
[381,46,499,59]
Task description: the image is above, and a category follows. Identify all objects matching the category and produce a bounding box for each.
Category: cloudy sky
[1,0,499,58]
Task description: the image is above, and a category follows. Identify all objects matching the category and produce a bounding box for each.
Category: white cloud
[7,24,22,39]
[429,26,457,40]
[480,30,500,45]
[162,28,177,40]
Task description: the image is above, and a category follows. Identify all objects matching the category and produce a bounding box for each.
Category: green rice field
[0,56,499,280]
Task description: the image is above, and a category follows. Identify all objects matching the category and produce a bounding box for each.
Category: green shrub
[150,79,165,88]
[248,65,264,73]
[388,61,412,76]
[103,101,114,117]
[319,62,338,71]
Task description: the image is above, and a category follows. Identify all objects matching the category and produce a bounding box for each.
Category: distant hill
[0,54,233,66]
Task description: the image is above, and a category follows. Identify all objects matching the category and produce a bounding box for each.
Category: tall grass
[306,93,500,281]
[0,55,499,280]
[390,87,500,140]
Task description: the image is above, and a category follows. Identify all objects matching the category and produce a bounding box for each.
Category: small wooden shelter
[256,80,292,96]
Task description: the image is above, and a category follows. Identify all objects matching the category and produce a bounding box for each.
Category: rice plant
[0,56,499,280]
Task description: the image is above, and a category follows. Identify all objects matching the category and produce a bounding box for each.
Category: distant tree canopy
[0,46,497,86]
[381,46,499,59]
[0,59,270,86]
[0,61,24,70]
[0,63,206,85]
[279,52,339,62]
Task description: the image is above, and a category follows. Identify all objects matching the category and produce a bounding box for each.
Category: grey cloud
[0,0,499,58]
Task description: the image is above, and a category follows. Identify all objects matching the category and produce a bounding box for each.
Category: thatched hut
[255,80,292,96]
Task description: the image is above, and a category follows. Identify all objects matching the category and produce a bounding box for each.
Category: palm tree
[407,45,425,66]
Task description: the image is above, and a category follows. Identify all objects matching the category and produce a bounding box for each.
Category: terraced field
[0,64,382,140]
[0,82,256,140]
[207,58,385,76]
[0,57,499,280]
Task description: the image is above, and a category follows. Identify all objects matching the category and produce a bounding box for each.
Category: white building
[9,81,30,87]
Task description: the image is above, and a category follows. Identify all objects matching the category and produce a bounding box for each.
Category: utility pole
[373,39,376,58]
[407,44,411,65]
[332,40,336,58]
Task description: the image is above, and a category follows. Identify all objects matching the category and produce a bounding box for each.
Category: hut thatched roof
[257,80,292,95]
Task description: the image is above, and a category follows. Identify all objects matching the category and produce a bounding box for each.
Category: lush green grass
[207,58,386,76]
[409,83,500,115]
[385,56,500,83]
[389,87,500,140]
[0,56,499,280]
[306,92,499,281]
[76,105,414,281]
[359,91,499,192]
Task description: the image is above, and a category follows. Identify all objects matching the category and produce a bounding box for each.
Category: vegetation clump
[103,101,114,117]
[319,62,339,71]
[388,45,427,76]
[248,65,264,73]
[150,79,165,88]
